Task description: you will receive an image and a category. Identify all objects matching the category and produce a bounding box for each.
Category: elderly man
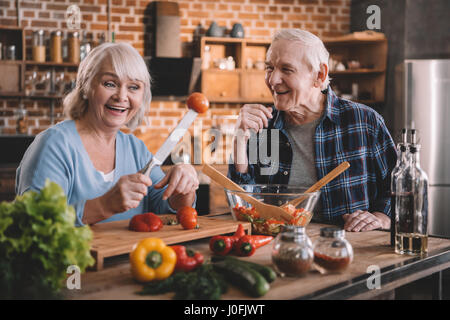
[228,29,397,232]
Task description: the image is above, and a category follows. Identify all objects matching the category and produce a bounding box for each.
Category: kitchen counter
[63,216,450,300]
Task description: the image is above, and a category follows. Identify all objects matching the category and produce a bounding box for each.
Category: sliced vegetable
[129,212,163,232]
[209,235,233,256]
[171,245,204,272]
[129,238,177,282]
[176,206,198,230]
[212,259,270,297]
[235,235,274,257]
[211,255,277,283]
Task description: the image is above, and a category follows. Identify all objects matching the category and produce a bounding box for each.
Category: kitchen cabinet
[197,36,272,104]
[1,26,79,99]
[324,35,388,105]
[0,26,25,95]
[0,25,80,128]
[197,35,388,106]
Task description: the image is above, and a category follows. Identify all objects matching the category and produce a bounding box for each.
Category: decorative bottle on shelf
[394,129,429,255]
[390,128,409,246]
[202,45,211,70]
[80,31,92,61]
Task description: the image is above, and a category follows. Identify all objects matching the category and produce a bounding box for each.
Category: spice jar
[32,30,46,62]
[271,225,313,277]
[313,227,353,274]
[5,45,16,60]
[50,30,62,63]
[15,107,28,134]
[68,31,80,64]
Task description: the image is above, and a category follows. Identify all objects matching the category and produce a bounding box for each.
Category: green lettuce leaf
[0,179,95,299]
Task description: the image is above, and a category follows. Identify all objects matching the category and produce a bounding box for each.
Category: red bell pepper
[235,235,274,257]
[209,235,233,255]
[171,245,204,272]
[210,224,247,255]
[129,212,163,232]
[230,224,246,246]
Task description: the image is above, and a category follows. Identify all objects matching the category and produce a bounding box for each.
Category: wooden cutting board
[89,215,251,271]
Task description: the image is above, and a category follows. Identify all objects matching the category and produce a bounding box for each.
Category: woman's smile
[105,103,130,115]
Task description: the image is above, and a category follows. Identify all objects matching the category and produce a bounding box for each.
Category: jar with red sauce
[271,225,313,277]
[313,227,353,274]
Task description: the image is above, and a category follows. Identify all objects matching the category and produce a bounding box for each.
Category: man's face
[264,39,318,113]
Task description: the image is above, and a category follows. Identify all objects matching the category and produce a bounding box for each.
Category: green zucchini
[211,255,277,283]
[213,260,270,297]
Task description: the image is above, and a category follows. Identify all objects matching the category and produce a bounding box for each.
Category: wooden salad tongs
[281,161,350,209]
[202,164,293,222]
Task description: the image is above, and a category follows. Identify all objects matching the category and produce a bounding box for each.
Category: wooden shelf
[25,61,79,68]
[0,60,23,66]
[0,92,64,99]
[0,91,24,97]
[325,35,387,103]
[198,37,271,103]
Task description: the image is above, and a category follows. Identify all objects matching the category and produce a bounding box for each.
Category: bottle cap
[320,227,345,238]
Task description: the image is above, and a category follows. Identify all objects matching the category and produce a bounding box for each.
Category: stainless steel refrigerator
[395,59,450,238]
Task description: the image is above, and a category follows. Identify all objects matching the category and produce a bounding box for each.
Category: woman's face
[87,58,145,131]
[265,39,319,113]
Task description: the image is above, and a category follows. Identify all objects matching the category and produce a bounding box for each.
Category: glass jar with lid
[32,30,46,62]
[68,31,80,64]
[271,225,313,277]
[50,30,62,63]
[313,227,353,274]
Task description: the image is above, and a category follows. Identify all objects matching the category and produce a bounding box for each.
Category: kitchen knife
[139,92,209,176]
[140,109,198,176]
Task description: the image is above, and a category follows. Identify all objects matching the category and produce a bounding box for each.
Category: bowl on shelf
[224,184,321,236]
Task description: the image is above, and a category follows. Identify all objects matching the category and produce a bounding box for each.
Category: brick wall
[0,0,350,154]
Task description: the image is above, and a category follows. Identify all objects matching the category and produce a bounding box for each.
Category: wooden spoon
[281,161,350,209]
[201,164,293,222]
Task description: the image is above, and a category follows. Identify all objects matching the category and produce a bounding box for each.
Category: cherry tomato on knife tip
[187,92,209,114]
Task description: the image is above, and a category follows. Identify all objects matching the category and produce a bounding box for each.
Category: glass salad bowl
[225,185,321,236]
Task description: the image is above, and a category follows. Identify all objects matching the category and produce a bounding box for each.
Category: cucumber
[211,255,277,283]
[213,260,270,297]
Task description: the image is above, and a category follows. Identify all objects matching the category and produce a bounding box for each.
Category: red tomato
[129,212,163,232]
[187,92,209,114]
[177,207,198,230]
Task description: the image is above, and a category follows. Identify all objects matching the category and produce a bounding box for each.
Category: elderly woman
[16,42,198,226]
[229,29,397,232]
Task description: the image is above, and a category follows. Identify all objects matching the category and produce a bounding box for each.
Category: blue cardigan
[16,120,180,226]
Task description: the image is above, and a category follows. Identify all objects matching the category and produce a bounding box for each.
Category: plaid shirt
[228,87,397,223]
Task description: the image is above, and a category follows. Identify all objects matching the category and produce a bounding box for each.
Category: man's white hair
[272,29,330,90]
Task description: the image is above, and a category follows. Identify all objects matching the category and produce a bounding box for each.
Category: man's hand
[342,210,390,232]
[233,104,273,173]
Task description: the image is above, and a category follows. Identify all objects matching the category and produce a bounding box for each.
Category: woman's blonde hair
[63,42,152,130]
[272,29,331,90]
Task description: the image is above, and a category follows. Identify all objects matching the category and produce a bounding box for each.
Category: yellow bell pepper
[130,238,177,282]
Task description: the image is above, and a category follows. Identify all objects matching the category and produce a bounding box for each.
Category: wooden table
[63,218,450,300]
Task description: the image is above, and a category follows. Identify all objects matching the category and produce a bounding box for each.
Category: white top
[99,169,115,182]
